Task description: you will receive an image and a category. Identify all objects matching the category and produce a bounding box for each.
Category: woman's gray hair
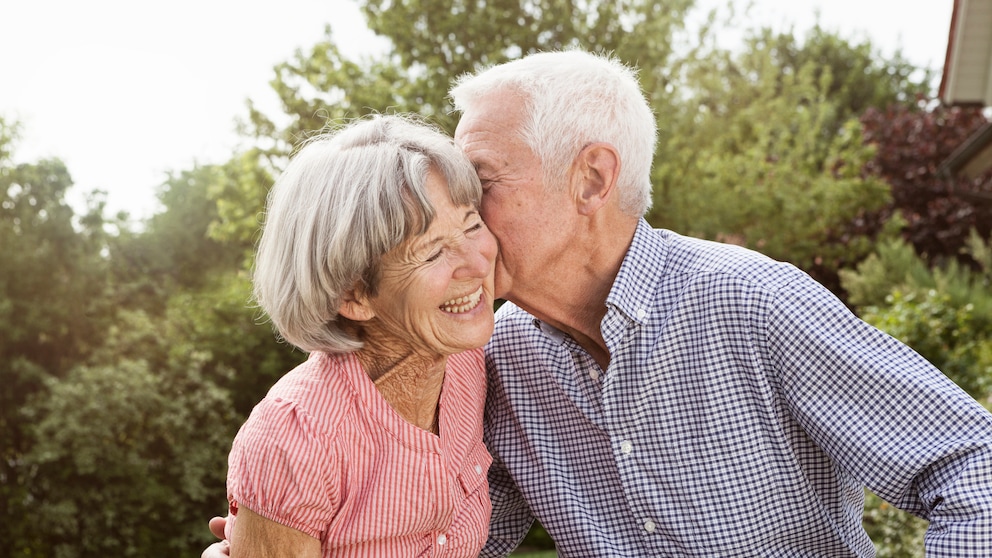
[252,114,482,354]
[450,49,657,216]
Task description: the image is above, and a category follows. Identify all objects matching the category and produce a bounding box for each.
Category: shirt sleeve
[227,397,339,540]
[764,275,992,556]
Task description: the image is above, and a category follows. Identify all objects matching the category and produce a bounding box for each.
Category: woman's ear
[337,284,376,322]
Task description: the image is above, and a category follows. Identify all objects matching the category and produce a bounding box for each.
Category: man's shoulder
[493,300,531,322]
[655,228,806,291]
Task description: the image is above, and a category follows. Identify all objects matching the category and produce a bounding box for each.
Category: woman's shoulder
[447,347,485,369]
[254,351,361,438]
[444,348,487,400]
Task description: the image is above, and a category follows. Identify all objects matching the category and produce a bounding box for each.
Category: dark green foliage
[0,119,117,554]
[23,355,233,556]
[843,230,992,400]
[0,120,298,555]
[859,102,992,269]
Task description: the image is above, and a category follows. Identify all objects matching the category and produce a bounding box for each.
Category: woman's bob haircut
[252,114,482,354]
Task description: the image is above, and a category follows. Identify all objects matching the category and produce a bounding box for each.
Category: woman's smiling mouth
[439,287,484,314]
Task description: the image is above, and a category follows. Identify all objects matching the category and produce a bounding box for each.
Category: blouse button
[437,533,447,545]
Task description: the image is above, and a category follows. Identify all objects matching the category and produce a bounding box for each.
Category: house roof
[938,0,992,181]
[938,121,992,179]
[939,0,992,106]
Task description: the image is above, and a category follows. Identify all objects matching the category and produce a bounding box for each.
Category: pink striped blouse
[226,349,492,557]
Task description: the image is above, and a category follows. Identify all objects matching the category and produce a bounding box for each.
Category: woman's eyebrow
[415,209,480,250]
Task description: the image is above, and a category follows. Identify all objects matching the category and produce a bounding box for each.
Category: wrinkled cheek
[492,265,511,299]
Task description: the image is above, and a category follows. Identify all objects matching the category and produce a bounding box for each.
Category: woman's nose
[454,228,497,278]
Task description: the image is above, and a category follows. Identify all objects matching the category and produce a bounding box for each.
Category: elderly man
[451,49,992,557]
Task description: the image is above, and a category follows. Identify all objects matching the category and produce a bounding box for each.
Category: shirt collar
[527,219,669,341]
[605,218,668,326]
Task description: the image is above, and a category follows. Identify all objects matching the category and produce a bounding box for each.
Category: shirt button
[474,464,483,474]
[644,520,656,533]
[637,308,647,319]
[589,368,600,381]
[437,533,447,545]
[620,440,633,454]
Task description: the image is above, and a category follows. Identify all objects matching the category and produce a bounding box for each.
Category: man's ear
[571,142,621,216]
[337,284,376,322]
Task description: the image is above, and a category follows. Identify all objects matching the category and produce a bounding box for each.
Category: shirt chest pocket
[456,440,493,497]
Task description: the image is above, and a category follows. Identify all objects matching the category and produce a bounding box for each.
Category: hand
[201,516,230,558]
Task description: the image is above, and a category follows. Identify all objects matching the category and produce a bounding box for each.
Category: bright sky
[1,0,953,221]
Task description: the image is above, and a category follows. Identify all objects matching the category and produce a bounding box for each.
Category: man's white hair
[450,49,657,216]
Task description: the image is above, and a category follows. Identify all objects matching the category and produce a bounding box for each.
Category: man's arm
[918,445,992,554]
[768,275,992,555]
[479,452,539,558]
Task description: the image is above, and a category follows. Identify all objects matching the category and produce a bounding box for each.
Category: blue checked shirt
[480,219,992,557]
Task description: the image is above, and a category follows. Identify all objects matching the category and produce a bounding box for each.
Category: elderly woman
[220,114,497,557]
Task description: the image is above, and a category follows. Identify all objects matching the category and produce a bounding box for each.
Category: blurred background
[2,0,990,556]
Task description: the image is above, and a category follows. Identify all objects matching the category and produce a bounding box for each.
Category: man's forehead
[452,110,479,141]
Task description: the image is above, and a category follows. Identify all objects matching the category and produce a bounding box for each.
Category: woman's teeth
[440,287,483,313]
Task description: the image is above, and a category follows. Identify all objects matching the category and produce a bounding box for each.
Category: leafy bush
[23,354,235,557]
[863,490,927,558]
[861,288,992,399]
[842,229,992,400]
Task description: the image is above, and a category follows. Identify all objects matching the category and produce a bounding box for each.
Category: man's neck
[508,218,638,371]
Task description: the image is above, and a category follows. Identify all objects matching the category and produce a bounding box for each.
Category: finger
[208,516,228,540]
[200,540,230,558]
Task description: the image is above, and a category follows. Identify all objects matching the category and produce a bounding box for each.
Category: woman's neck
[356,344,447,434]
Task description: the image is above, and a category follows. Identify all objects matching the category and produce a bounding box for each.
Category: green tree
[0,118,116,553]
[234,0,698,230]
[22,309,238,557]
[106,153,304,416]
[110,164,243,314]
[651,25,930,293]
[165,271,306,417]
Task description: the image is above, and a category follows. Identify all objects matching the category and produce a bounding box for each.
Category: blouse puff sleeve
[226,396,339,541]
